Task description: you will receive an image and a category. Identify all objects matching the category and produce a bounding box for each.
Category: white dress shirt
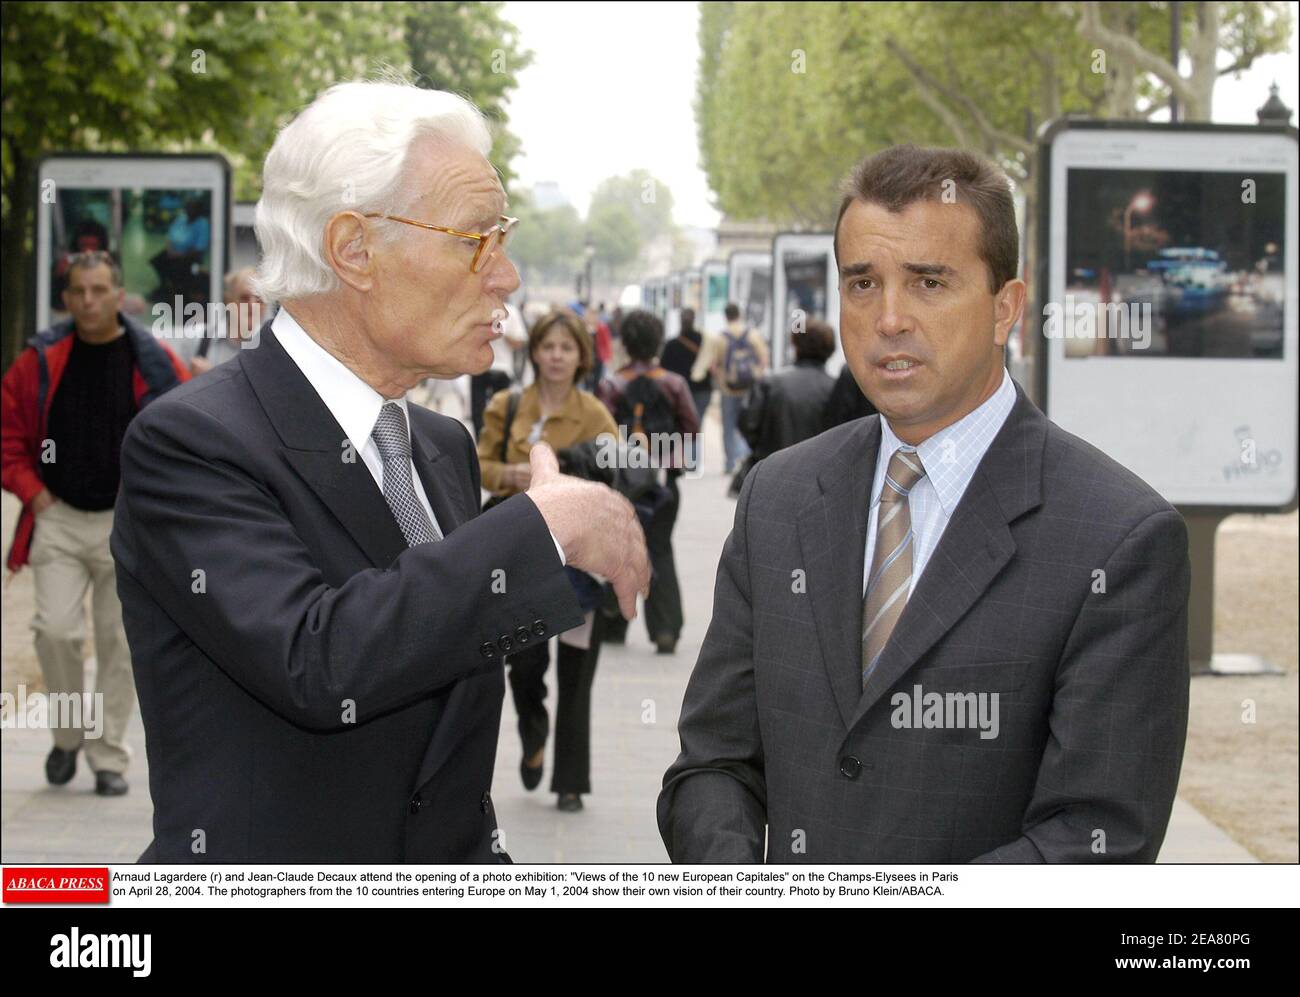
[271,308,566,564]
[863,368,1017,598]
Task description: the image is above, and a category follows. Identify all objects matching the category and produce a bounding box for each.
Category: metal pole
[1183,510,1283,676]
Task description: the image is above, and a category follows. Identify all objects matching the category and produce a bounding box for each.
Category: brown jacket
[478,382,618,496]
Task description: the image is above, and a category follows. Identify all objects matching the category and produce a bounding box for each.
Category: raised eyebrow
[840,262,874,278]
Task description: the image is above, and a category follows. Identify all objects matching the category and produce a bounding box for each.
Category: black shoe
[557,793,584,812]
[94,772,129,797]
[654,635,677,655]
[520,756,543,792]
[45,747,78,786]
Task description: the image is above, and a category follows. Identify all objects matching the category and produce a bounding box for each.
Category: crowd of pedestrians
[3,245,852,821]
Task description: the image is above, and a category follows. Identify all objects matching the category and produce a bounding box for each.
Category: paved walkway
[1,407,1256,864]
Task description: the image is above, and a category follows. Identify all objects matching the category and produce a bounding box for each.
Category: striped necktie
[371,402,441,547]
[862,448,926,688]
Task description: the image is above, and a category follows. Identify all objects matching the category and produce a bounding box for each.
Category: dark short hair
[680,307,696,332]
[620,309,664,362]
[72,218,109,251]
[834,144,1018,293]
[792,319,836,363]
[65,250,123,289]
[724,303,740,321]
[528,310,593,384]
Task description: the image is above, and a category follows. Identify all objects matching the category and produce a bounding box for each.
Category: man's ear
[993,278,1027,348]
[323,211,376,293]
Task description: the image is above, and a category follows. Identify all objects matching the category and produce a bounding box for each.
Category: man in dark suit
[112,81,649,863]
[659,145,1190,863]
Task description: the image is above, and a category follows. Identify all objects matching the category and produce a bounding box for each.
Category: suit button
[497,634,514,653]
[479,642,497,660]
[839,756,862,779]
[480,791,491,814]
[409,794,423,815]
[531,620,547,638]
[515,626,531,645]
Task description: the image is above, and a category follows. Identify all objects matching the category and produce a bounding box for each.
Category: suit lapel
[849,385,1047,727]
[240,323,408,568]
[409,413,469,535]
[797,417,879,730]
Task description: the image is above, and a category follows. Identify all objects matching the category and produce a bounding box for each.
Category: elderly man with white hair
[111,80,650,863]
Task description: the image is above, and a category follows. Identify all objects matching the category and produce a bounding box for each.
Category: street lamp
[1123,191,1155,271]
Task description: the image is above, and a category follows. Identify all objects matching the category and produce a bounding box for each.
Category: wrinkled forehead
[404,135,506,220]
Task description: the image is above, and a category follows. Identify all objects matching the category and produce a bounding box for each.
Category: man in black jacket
[112,80,649,863]
[740,319,837,456]
[660,308,712,421]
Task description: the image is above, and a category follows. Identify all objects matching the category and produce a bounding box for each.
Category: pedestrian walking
[478,309,619,812]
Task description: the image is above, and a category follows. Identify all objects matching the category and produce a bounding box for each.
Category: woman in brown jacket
[477,310,618,812]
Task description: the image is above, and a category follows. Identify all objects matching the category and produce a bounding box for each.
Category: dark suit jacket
[659,384,1190,863]
[112,326,583,863]
[740,360,836,458]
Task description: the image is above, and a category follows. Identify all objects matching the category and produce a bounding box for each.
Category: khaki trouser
[28,500,135,774]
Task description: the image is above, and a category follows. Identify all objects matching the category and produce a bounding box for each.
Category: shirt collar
[871,368,1016,517]
[271,307,412,452]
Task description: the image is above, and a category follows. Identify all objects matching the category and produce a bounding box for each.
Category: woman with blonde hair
[478,309,617,812]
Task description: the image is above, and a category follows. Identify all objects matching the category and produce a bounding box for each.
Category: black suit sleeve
[972,509,1191,863]
[115,400,583,731]
[657,459,767,862]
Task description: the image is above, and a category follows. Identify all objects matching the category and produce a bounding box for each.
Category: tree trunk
[1183,1,1219,120]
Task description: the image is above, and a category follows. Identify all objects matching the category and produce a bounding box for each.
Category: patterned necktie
[862,448,926,688]
[370,402,441,546]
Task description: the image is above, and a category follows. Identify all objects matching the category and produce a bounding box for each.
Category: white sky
[1210,2,1299,124]
[503,1,717,227]
[503,1,1299,230]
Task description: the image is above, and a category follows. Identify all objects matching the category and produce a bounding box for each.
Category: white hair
[251,80,492,303]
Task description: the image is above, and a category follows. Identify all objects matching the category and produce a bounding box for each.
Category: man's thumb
[528,441,560,484]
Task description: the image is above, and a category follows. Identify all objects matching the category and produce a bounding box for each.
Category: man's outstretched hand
[525,442,651,620]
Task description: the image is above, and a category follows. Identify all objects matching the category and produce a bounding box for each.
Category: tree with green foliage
[509,190,585,286]
[695,1,1291,357]
[586,197,641,280]
[1,1,531,367]
[406,1,532,189]
[697,1,1293,227]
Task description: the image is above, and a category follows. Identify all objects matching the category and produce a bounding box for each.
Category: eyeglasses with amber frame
[363,213,519,273]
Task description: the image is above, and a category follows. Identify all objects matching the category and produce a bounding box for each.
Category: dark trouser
[601,477,684,646]
[644,474,683,643]
[506,626,604,795]
[690,386,712,422]
[507,642,550,760]
[471,370,512,438]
